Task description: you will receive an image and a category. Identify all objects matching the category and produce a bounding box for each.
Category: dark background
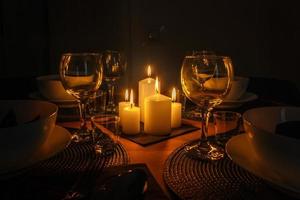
[0,0,299,101]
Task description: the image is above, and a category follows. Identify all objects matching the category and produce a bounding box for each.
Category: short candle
[171,87,182,128]
[144,77,171,135]
[122,89,140,135]
[118,89,130,126]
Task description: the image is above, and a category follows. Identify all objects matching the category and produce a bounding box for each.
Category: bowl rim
[243,106,300,142]
[0,100,58,130]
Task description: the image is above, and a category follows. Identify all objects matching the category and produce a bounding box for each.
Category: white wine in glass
[60,53,103,142]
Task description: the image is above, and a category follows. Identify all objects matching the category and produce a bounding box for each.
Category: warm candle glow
[130,89,134,107]
[122,89,140,135]
[171,88,182,128]
[147,65,151,77]
[119,89,131,126]
[155,77,159,94]
[125,89,129,102]
[144,90,172,135]
[172,88,176,102]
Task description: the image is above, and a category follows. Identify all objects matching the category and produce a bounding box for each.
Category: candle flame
[130,89,134,107]
[147,65,151,77]
[155,76,159,94]
[172,87,176,102]
[125,89,129,102]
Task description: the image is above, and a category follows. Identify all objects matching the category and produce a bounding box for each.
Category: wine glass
[181,53,233,160]
[91,114,121,155]
[102,50,126,113]
[59,53,103,142]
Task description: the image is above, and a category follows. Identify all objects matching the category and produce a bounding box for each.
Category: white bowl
[243,106,300,188]
[225,76,249,100]
[0,100,58,172]
[36,74,76,101]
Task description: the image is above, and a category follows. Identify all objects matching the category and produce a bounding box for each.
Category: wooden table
[60,119,204,199]
[57,98,289,199]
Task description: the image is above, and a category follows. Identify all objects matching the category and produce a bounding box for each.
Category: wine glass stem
[78,100,89,134]
[107,82,116,110]
[200,109,210,144]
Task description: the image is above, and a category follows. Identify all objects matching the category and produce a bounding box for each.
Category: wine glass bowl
[181,54,233,160]
[60,53,103,100]
[102,50,126,113]
[60,53,103,142]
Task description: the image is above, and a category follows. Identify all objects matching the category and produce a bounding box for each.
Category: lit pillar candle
[118,89,130,126]
[144,77,171,135]
[122,89,140,135]
[171,88,182,128]
[138,65,160,122]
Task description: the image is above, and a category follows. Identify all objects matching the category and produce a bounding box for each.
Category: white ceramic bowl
[243,106,300,189]
[0,100,58,172]
[36,74,76,101]
[225,76,249,100]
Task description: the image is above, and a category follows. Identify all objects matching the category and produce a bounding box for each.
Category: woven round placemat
[33,140,129,176]
[0,135,129,200]
[163,140,265,200]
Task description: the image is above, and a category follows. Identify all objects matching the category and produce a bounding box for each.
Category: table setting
[1,50,299,200]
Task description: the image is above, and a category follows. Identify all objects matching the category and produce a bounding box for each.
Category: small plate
[29,92,78,108]
[0,125,71,176]
[226,134,300,197]
[217,92,258,109]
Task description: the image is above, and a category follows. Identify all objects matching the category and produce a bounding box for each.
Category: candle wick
[130,103,133,108]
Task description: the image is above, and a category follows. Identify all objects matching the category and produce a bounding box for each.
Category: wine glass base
[184,141,224,161]
[105,105,116,114]
[94,142,116,156]
[71,130,93,143]
[94,132,117,156]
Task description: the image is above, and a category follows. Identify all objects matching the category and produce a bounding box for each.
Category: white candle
[118,89,130,126]
[144,77,171,135]
[138,65,160,122]
[171,88,182,128]
[122,89,140,135]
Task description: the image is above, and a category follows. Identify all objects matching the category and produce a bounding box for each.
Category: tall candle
[122,89,140,135]
[138,65,159,122]
[144,77,171,135]
[171,88,182,128]
[118,89,130,126]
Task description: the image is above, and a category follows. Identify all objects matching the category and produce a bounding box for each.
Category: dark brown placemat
[163,140,295,200]
[107,122,199,146]
[0,134,129,200]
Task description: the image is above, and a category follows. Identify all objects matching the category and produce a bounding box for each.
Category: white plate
[226,134,300,197]
[29,92,78,108]
[0,125,71,175]
[217,92,258,109]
